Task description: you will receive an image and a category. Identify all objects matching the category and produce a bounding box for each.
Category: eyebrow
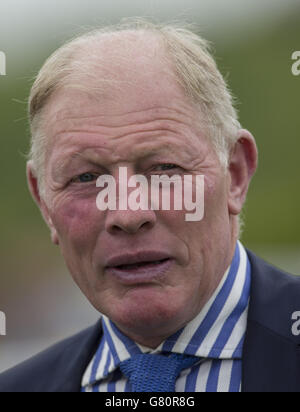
[53,140,191,180]
[54,151,103,179]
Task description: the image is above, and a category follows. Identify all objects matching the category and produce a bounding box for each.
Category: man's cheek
[51,198,101,245]
[205,176,228,209]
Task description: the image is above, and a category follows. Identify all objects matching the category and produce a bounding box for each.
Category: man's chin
[104,288,187,347]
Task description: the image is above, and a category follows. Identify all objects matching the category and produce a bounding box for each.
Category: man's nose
[105,208,157,235]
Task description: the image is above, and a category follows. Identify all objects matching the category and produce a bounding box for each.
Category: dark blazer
[0,250,299,392]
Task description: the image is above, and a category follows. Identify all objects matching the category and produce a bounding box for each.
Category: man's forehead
[40,29,201,131]
[73,29,167,70]
[46,96,197,130]
[44,31,185,118]
[57,140,190,168]
[45,93,209,173]
[43,76,200,139]
[68,30,175,89]
[40,30,210,164]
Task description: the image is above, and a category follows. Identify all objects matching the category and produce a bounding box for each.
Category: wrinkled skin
[28,33,257,348]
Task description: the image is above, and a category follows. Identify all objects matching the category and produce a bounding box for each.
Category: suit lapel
[242,251,300,392]
[242,319,300,392]
[49,319,103,392]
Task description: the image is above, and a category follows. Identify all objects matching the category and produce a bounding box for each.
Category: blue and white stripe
[82,241,251,392]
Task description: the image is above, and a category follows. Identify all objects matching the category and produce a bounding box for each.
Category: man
[0,19,299,392]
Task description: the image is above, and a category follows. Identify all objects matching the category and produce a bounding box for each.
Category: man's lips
[105,251,172,268]
[104,251,174,284]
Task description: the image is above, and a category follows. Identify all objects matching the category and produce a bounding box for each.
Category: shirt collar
[82,241,251,387]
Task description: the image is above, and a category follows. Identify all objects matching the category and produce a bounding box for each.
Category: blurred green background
[0,0,299,372]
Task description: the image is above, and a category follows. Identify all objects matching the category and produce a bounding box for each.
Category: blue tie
[119,353,199,392]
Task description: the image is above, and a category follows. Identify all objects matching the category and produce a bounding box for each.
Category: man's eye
[72,173,98,183]
[155,164,179,172]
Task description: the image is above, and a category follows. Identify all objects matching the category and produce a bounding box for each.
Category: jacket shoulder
[0,321,102,392]
[243,250,300,392]
[247,249,300,340]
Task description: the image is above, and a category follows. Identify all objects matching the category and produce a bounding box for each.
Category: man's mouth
[115,258,170,271]
[105,252,173,284]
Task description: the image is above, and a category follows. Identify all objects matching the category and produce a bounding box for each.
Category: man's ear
[26,161,59,245]
[227,129,258,215]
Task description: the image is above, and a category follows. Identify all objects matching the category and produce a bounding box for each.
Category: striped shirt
[82,241,251,392]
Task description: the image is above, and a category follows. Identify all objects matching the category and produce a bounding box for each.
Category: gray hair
[28,18,241,195]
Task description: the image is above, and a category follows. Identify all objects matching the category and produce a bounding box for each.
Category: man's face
[35,55,236,347]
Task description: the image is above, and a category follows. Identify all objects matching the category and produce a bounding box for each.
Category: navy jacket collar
[49,320,102,392]
[242,250,300,392]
